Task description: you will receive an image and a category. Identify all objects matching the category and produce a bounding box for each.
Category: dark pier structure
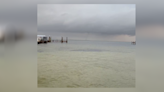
[61,37,68,43]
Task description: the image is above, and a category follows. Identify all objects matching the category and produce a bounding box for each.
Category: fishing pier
[60,37,68,43]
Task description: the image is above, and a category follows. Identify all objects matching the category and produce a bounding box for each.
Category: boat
[37,35,48,44]
[37,36,42,44]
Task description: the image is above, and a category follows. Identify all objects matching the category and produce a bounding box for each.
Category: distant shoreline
[63,40,134,43]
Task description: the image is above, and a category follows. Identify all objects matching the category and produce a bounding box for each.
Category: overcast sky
[1,0,163,42]
[37,4,135,42]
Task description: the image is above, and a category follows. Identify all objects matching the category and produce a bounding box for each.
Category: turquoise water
[37,41,135,88]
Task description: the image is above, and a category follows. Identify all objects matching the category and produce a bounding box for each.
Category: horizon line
[53,39,135,42]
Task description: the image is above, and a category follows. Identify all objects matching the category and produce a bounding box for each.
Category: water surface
[37,41,135,88]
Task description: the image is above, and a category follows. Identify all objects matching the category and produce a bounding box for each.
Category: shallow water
[37,41,135,88]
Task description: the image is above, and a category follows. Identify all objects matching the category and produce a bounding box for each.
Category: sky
[37,4,135,42]
[0,0,163,41]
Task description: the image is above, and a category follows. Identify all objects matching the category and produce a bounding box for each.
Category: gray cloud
[37,4,135,40]
[0,0,163,26]
[0,0,164,41]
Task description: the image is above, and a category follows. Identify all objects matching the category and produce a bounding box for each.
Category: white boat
[37,35,47,44]
[37,36,42,44]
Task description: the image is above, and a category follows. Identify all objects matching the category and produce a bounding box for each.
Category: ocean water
[37,41,135,88]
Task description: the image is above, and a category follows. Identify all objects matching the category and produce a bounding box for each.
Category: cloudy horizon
[38,4,135,42]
